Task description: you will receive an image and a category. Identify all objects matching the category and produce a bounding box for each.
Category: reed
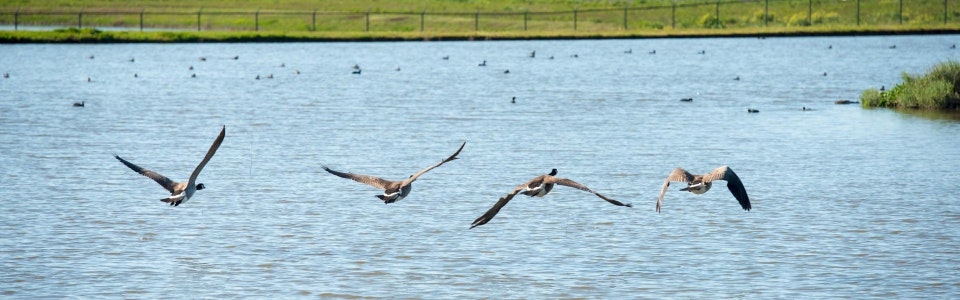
[861,60,960,110]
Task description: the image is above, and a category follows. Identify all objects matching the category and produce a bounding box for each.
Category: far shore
[2,26,960,43]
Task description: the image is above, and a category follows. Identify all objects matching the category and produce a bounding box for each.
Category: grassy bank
[861,61,960,110]
[3,25,960,43]
[2,0,960,42]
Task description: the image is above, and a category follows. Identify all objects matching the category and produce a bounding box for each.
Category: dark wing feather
[470,189,521,229]
[322,165,395,189]
[114,154,179,193]
[657,168,694,213]
[705,166,751,211]
[188,125,226,186]
[470,172,556,228]
[401,141,465,185]
[550,177,632,207]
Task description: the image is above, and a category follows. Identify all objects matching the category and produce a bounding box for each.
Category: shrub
[698,13,719,28]
[860,88,886,107]
[860,60,960,110]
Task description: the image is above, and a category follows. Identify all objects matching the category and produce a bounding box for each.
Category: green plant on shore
[861,60,960,110]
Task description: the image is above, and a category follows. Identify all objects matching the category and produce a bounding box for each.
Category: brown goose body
[470,168,632,228]
[115,126,226,206]
[657,165,751,213]
[323,142,465,204]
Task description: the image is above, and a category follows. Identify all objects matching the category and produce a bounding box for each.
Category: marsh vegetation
[861,60,960,110]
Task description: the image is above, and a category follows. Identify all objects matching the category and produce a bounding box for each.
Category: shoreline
[2,27,960,43]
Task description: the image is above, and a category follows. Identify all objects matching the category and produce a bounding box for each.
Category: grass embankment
[2,0,960,42]
[3,26,959,43]
[861,61,960,110]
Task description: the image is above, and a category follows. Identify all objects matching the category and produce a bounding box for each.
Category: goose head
[196,183,206,190]
[548,168,558,176]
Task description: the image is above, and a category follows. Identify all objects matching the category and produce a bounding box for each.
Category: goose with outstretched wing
[115,125,225,206]
[323,142,465,204]
[657,165,751,213]
[471,168,632,228]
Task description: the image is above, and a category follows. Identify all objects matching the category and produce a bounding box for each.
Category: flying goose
[470,169,632,228]
[322,142,465,204]
[114,126,226,206]
[657,166,751,213]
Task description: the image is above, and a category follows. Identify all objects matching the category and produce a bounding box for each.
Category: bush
[698,13,719,28]
[860,60,960,110]
[752,10,774,23]
[860,88,886,107]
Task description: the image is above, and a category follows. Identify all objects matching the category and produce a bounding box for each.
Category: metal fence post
[255,9,260,31]
[764,0,769,26]
[420,10,425,32]
[78,9,83,29]
[623,6,628,30]
[946,0,949,24]
[672,2,676,29]
[856,0,860,26]
[573,9,578,31]
[140,8,144,32]
[365,9,370,32]
[808,0,812,25]
[14,8,18,31]
[715,1,720,28]
[197,7,202,32]
[312,9,316,31]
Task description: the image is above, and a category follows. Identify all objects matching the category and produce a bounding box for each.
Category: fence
[0,0,955,33]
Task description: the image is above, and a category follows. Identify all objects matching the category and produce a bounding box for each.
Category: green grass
[3,25,957,43]
[1,0,960,41]
[861,61,960,110]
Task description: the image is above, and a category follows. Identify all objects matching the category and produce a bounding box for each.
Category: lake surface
[1,35,959,298]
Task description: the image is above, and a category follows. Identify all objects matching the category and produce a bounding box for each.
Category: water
[2,35,960,298]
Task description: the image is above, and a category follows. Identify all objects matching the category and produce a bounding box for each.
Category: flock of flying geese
[114,126,752,228]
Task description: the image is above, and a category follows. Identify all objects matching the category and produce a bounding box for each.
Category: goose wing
[322,165,395,189]
[470,194,516,229]
[470,171,556,228]
[657,168,695,213]
[703,166,751,211]
[470,183,529,229]
[187,126,226,186]
[401,141,465,186]
[114,154,179,193]
[549,177,632,207]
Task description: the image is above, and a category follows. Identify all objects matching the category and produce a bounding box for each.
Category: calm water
[2,35,960,298]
